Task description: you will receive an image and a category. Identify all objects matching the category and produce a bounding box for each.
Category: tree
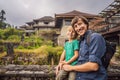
[0,10,6,22]
[0,10,6,29]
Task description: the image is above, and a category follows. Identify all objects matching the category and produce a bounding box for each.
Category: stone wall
[0,65,55,80]
[0,65,120,80]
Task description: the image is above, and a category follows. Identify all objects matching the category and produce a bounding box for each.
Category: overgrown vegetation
[0,27,63,65]
[0,45,63,65]
[115,46,120,60]
[16,35,54,49]
[0,28,23,41]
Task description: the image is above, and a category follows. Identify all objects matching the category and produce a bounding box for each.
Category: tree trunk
[6,43,14,55]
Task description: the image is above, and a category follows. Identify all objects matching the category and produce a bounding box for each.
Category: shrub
[0,29,5,39]
[3,28,23,40]
[35,45,48,57]
[18,36,44,49]
[0,46,5,52]
[0,52,6,59]
[17,45,24,49]
[0,41,63,65]
[7,35,21,42]
[46,46,63,65]
[115,46,120,60]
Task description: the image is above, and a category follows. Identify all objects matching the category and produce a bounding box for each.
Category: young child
[56,26,79,80]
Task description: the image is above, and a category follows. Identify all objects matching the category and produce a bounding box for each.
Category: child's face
[67,27,76,39]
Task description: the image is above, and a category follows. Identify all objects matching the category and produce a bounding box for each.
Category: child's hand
[59,62,64,70]
[61,61,68,65]
[55,66,59,75]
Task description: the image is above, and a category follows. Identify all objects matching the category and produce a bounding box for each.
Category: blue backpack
[86,32,116,69]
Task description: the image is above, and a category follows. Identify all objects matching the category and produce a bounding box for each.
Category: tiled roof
[34,16,54,22]
[26,21,34,25]
[55,10,99,18]
[19,25,27,28]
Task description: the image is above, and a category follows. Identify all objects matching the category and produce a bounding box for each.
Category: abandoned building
[20,16,59,36]
[20,0,120,46]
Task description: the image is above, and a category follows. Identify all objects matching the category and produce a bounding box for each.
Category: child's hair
[67,26,78,39]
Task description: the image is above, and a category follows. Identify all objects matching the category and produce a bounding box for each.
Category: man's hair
[71,16,89,29]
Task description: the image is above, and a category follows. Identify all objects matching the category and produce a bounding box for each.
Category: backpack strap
[86,31,94,46]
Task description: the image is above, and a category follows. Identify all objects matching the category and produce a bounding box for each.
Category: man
[63,16,107,80]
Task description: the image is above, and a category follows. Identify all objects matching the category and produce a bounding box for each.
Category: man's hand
[63,64,73,71]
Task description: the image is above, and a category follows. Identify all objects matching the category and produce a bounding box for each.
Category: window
[65,20,71,26]
[44,22,49,24]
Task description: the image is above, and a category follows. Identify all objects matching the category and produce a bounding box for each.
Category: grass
[0,52,7,58]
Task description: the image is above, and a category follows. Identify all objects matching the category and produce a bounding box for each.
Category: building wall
[34,21,55,27]
[57,19,72,46]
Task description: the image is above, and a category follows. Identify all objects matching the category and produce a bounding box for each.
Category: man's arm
[63,62,99,72]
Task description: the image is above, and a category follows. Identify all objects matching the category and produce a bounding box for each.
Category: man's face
[73,18,87,36]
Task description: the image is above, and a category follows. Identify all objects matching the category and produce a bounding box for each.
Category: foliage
[38,30,57,41]
[46,46,63,64]
[3,28,23,40]
[0,45,63,65]
[0,52,6,58]
[7,35,21,42]
[43,40,53,46]
[0,28,5,39]
[0,28,23,40]
[115,46,120,60]
[0,10,6,21]
[17,36,43,49]
[0,27,63,65]
[0,46,5,52]
[17,35,54,49]
[0,28,23,53]
[0,21,6,29]
[0,10,6,29]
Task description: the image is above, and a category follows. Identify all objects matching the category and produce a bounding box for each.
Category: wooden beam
[115,0,120,2]
[107,9,118,12]
[102,10,114,13]
[110,5,120,8]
